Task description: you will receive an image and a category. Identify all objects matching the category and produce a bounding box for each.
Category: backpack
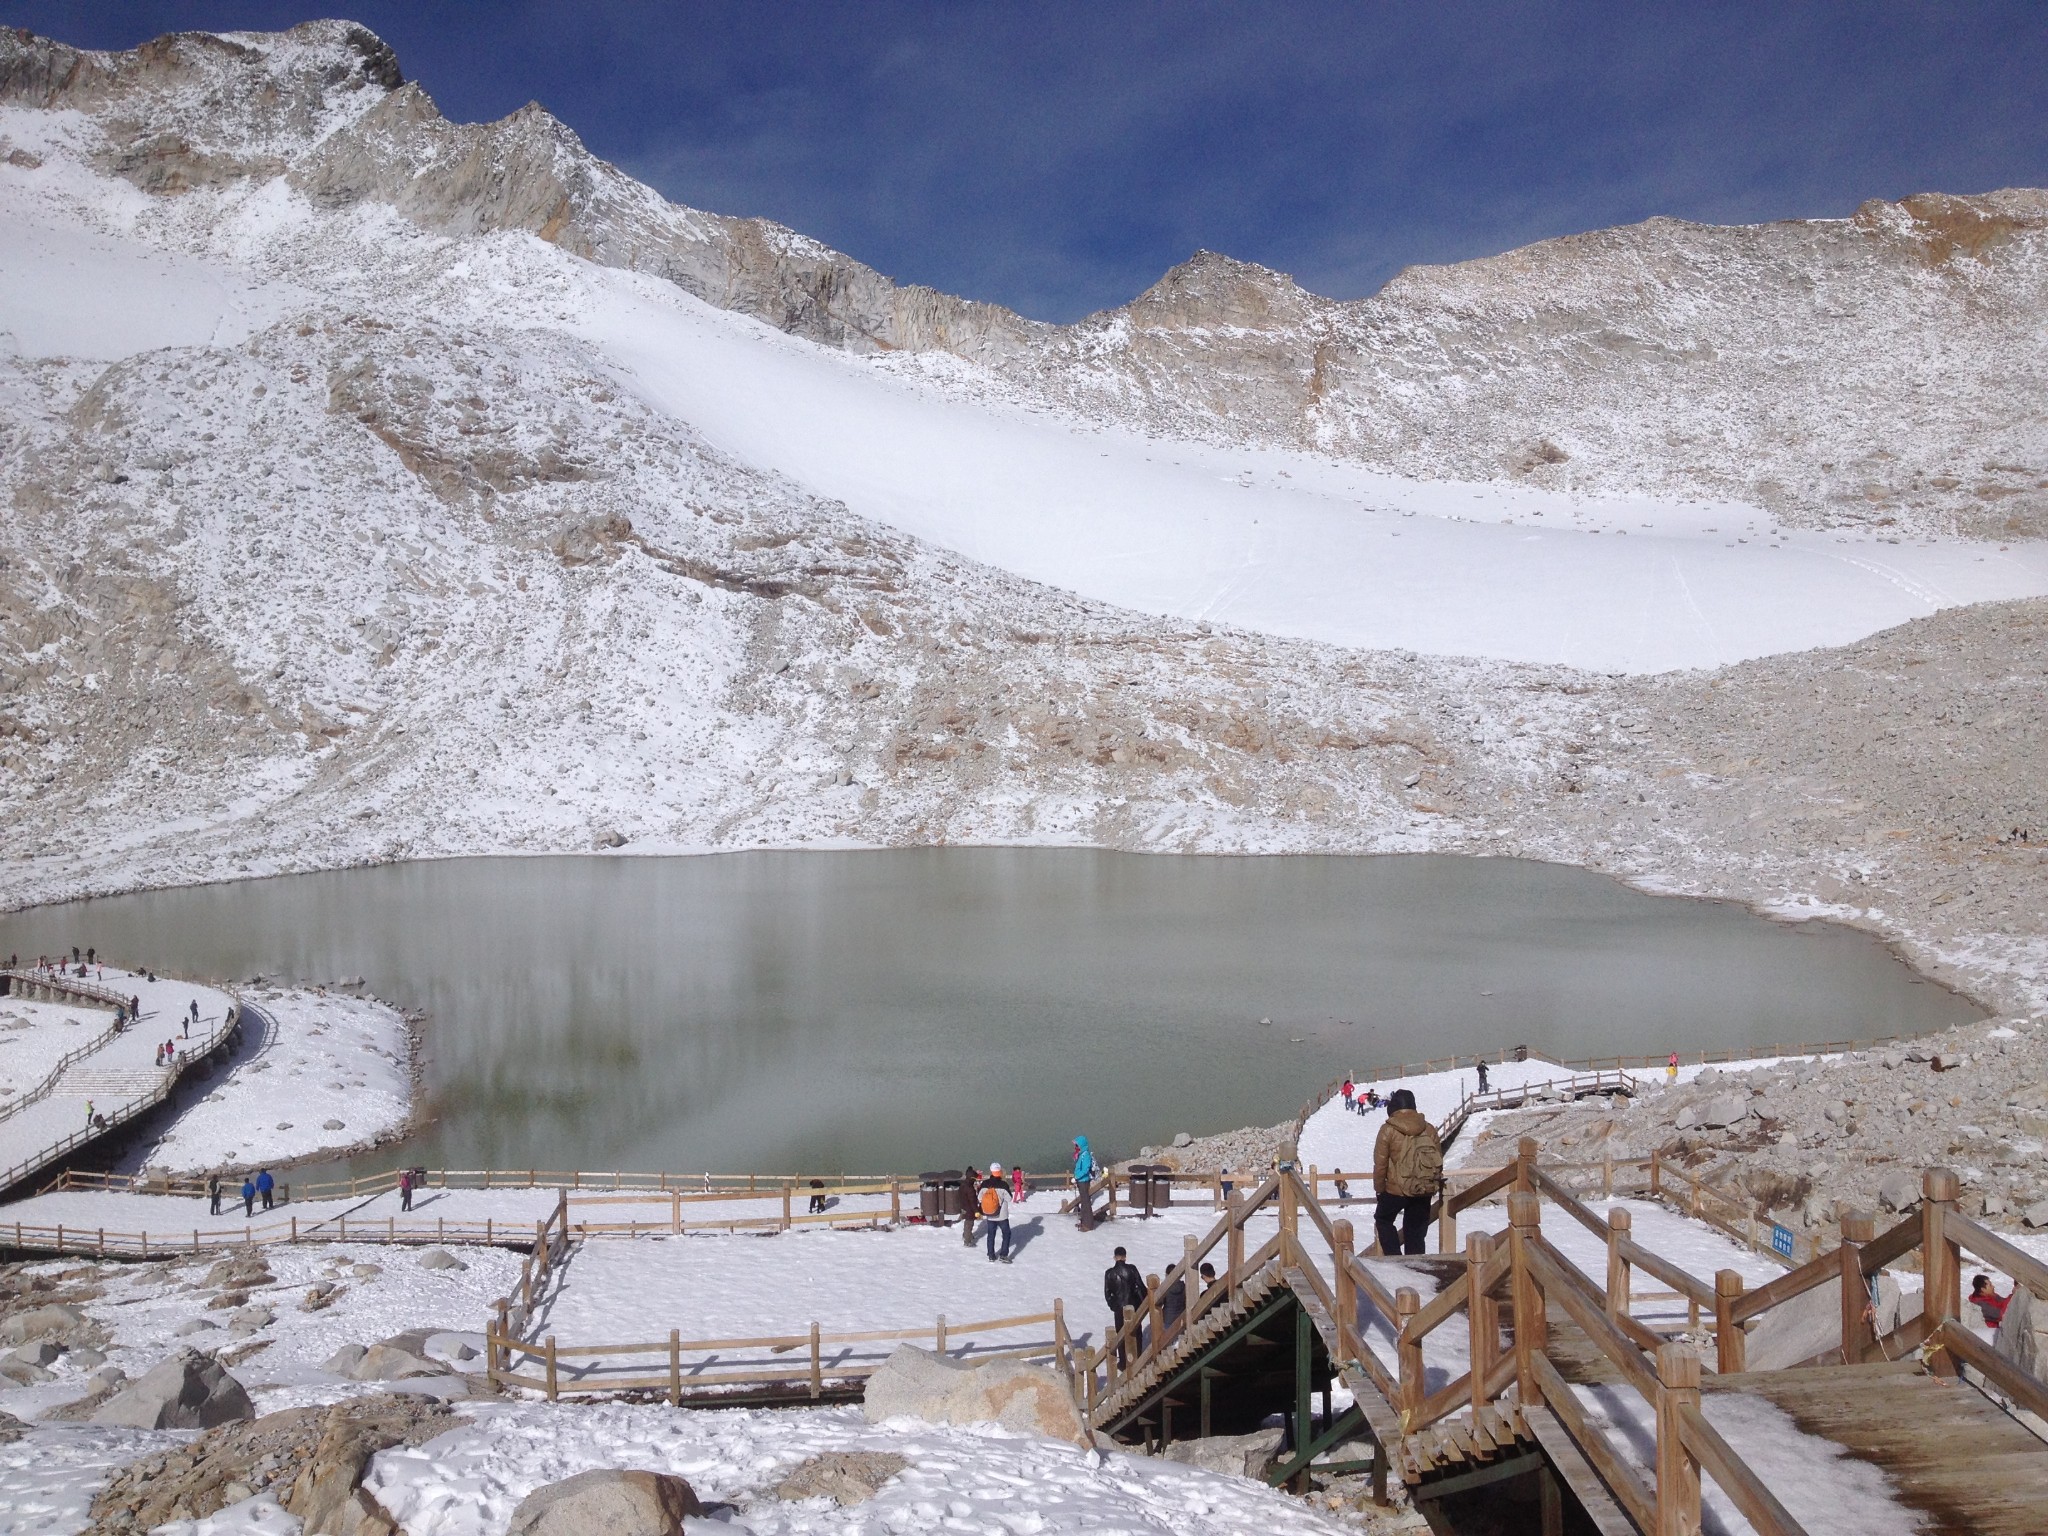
[979,1184,1001,1216]
[1388,1125,1444,1192]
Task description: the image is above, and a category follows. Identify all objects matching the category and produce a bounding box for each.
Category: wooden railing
[0,1203,555,1259]
[487,1302,1071,1404]
[0,1014,126,1129]
[0,967,133,1012]
[1074,1139,2048,1535]
[0,999,248,1194]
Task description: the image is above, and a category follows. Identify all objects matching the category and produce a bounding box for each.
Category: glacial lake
[0,852,1980,1177]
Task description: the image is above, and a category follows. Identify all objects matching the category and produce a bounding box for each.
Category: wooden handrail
[1947,1212,2048,1301]
[1531,1166,1612,1241]
[1855,1213,1922,1276]
[1937,1319,2048,1422]
[1731,1244,1841,1324]
[1618,1235,1716,1310]
[1524,1237,1662,1403]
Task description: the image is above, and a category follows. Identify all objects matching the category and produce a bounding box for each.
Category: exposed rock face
[86,1393,451,1536]
[771,1451,909,1507]
[506,1469,703,1536]
[1745,1273,1903,1373]
[1158,1426,1286,1480]
[91,1348,254,1430]
[862,1344,1090,1446]
[4,23,2042,536]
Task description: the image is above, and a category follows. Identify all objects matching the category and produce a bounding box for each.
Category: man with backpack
[978,1163,1013,1262]
[1372,1088,1443,1255]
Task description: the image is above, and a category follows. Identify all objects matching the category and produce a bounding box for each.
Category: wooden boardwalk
[1069,1145,2048,1535]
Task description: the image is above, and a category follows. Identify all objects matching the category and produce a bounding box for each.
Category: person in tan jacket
[1372,1088,1443,1255]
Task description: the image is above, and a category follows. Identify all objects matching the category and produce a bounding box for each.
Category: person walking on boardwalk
[399,1168,415,1212]
[1104,1247,1145,1366]
[1011,1163,1028,1204]
[1342,1077,1355,1113]
[807,1178,827,1215]
[1476,1060,1490,1093]
[83,1099,94,1127]
[1372,1088,1443,1256]
[208,1174,222,1216]
[978,1163,1014,1262]
[1071,1136,1097,1231]
[241,1177,256,1218]
[1667,1052,1679,1084]
[256,1168,275,1210]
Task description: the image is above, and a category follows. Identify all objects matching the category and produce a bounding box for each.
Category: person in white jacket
[978,1162,1014,1263]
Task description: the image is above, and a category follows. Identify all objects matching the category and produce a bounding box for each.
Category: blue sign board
[1769,1222,1795,1259]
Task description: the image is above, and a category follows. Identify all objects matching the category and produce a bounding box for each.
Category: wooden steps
[1090,1264,1282,1426]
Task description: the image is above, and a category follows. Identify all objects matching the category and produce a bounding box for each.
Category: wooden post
[1508,1190,1544,1407]
[1279,1168,1298,1246]
[1467,1231,1498,1418]
[1606,1206,1633,1325]
[672,1190,681,1234]
[1332,1220,1356,1361]
[1838,1209,1875,1361]
[1395,1287,1423,1423]
[1922,1168,1960,1368]
[1653,1343,1702,1536]
[1516,1136,1539,1193]
[291,1216,297,1243]
[668,1329,680,1406]
[890,1177,901,1225]
[1715,1270,1746,1375]
[1226,1191,1245,1308]
[1602,1155,1614,1199]
[545,1336,558,1401]
[1182,1234,1201,1333]
[1650,1150,1662,1200]
[936,1313,947,1355]
[809,1321,823,1399]
[782,1182,792,1232]
[1144,1279,1163,1367]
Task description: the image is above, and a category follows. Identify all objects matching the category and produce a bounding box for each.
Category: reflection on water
[0,852,1979,1175]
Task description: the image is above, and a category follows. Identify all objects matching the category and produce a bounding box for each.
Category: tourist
[1011,1163,1028,1204]
[1342,1077,1355,1113]
[961,1163,980,1246]
[1668,1052,1680,1084]
[86,947,94,965]
[808,1178,827,1215]
[1970,1275,2010,1329]
[208,1174,222,1215]
[84,1099,95,1127]
[1158,1266,1188,1339]
[1476,1061,1490,1093]
[256,1168,275,1210]
[399,1168,414,1211]
[979,1163,1013,1263]
[1199,1261,1217,1292]
[1103,1246,1145,1366]
[71,946,79,965]
[1219,1166,1234,1201]
[1333,1169,1351,1202]
[241,1177,256,1217]
[155,1044,164,1068]
[1372,1088,1443,1256]
[1071,1136,1097,1231]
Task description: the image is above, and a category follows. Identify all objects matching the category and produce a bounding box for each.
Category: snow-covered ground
[138,986,413,1175]
[580,261,2048,673]
[0,999,111,1107]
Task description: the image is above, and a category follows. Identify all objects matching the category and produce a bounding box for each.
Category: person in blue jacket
[1071,1136,1097,1231]
[256,1169,275,1210]
[241,1177,256,1217]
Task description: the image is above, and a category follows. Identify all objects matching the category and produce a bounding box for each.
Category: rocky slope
[7,21,2044,538]
[0,18,2042,1040]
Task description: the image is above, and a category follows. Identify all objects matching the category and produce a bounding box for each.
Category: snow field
[0,1000,109,1104]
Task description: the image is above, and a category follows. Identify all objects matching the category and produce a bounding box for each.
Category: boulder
[1994,1284,2042,1379]
[0,1410,26,1444]
[175,1318,221,1336]
[2024,1200,2048,1229]
[1172,1132,1193,1149]
[8,1340,61,1367]
[1694,1067,1722,1086]
[1158,1426,1286,1480]
[0,1358,54,1385]
[93,1349,254,1429]
[772,1451,909,1506]
[507,1470,704,1536]
[1877,1172,1921,1213]
[861,1345,1089,1446]
[1694,1094,1750,1129]
[0,1303,100,1348]
[322,1344,368,1375]
[1745,1274,1902,1372]
[418,1249,468,1272]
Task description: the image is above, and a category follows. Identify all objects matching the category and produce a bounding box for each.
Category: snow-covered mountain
[1,20,2043,1023]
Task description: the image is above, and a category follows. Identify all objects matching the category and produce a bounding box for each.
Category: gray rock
[1695,1093,1750,1129]
[0,1359,54,1385]
[229,1306,277,1336]
[1824,1102,1850,1123]
[861,1344,1088,1446]
[349,1331,447,1381]
[1674,1106,1698,1130]
[1172,1132,1193,1149]
[508,1469,704,1536]
[8,1341,60,1367]
[418,1248,468,1271]
[0,1303,98,1348]
[1746,1273,1902,1372]
[69,1347,107,1369]
[324,1118,347,1130]
[2023,1200,2048,1229]
[1694,1067,1722,1086]
[772,1451,908,1506]
[1877,1172,1921,1213]
[351,1263,383,1279]
[1994,1283,2040,1378]
[1158,1426,1287,1480]
[92,1348,254,1429]
[174,1318,221,1337]
[322,1343,369,1375]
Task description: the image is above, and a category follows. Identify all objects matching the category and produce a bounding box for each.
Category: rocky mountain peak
[1116,249,1322,333]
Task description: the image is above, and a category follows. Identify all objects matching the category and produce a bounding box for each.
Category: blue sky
[14,2,2047,321]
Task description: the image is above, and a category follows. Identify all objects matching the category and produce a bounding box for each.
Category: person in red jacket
[1970,1274,2010,1328]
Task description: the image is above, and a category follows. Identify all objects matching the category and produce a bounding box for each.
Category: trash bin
[1149,1167,1174,1210]
[919,1171,948,1225]
[939,1170,967,1222]
[1126,1165,1154,1218]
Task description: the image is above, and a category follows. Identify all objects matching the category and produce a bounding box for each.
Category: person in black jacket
[1104,1247,1145,1367]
